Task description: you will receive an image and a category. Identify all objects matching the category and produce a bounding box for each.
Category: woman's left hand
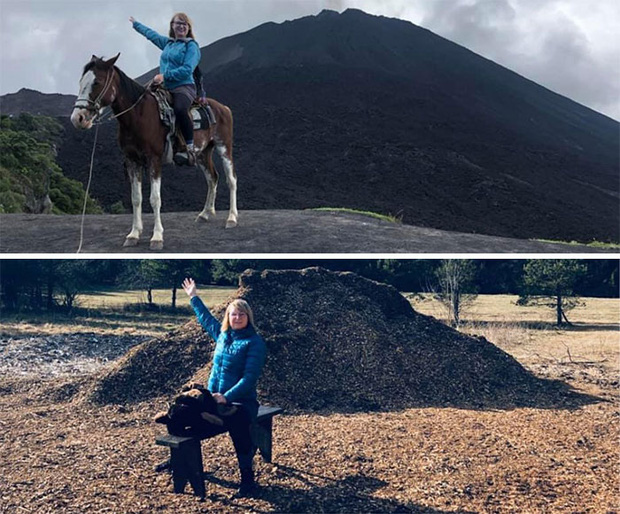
[153,73,164,85]
[212,393,227,404]
[182,278,197,297]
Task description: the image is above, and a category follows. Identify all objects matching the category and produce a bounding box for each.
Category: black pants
[224,406,254,466]
[171,88,194,144]
[193,404,254,469]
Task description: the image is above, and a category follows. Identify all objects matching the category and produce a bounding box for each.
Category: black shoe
[233,467,257,498]
[173,151,195,166]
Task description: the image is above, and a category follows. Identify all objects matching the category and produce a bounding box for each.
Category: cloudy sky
[1,0,618,119]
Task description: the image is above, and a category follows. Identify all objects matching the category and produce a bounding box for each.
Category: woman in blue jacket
[129,13,200,164]
[182,278,267,497]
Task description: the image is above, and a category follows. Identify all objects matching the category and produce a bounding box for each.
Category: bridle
[72,66,152,123]
[73,67,115,115]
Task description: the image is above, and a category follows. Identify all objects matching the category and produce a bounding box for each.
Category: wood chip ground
[0,377,617,513]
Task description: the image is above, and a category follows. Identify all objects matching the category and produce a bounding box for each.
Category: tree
[0,114,101,214]
[117,261,166,306]
[211,260,259,285]
[54,261,99,310]
[432,260,478,328]
[148,260,197,308]
[518,260,587,326]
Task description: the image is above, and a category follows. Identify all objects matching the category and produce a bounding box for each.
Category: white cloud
[1,0,618,119]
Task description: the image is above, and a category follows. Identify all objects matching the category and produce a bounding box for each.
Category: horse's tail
[226,105,233,154]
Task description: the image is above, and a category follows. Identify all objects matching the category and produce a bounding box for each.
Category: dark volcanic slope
[3,9,618,242]
[0,88,77,117]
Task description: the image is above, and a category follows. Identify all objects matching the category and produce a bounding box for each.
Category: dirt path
[0,211,613,253]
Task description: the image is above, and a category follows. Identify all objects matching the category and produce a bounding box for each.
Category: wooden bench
[155,405,283,498]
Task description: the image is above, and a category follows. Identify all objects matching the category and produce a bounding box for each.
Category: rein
[73,67,115,114]
[73,67,153,125]
[74,72,153,252]
[76,123,99,253]
[101,78,154,123]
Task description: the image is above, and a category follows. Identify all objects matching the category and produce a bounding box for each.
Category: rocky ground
[2,211,615,254]
[0,333,148,379]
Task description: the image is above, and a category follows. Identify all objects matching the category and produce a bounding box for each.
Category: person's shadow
[205,464,472,513]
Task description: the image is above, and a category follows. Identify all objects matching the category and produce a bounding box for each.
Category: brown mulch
[1,268,618,512]
[86,268,595,411]
[0,376,618,513]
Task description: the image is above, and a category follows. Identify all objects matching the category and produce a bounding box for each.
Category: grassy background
[411,294,619,373]
[0,286,236,338]
[1,289,617,373]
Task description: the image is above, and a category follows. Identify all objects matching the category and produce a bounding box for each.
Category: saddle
[149,85,216,164]
[190,103,216,131]
[150,87,176,164]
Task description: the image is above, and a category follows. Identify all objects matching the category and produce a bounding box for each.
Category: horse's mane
[83,59,146,105]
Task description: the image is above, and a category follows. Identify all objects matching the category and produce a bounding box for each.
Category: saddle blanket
[191,104,216,131]
[150,87,215,164]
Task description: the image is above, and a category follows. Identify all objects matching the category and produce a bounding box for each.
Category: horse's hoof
[123,237,139,247]
[150,240,164,251]
[225,220,237,229]
[195,214,210,223]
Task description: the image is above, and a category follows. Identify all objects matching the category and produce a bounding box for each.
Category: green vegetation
[0,113,101,214]
[310,207,402,223]
[533,238,620,249]
[108,201,127,214]
[517,260,587,326]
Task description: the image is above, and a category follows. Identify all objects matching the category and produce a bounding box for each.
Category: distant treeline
[0,259,617,312]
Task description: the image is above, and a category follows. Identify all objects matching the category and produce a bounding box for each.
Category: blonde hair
[169,12,195,39]
[221,299,255,332]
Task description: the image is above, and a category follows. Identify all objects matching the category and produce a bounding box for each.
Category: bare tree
[432,260,478,328]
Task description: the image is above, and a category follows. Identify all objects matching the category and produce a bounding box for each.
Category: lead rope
[76,123,99,253]
[74,77,154,252]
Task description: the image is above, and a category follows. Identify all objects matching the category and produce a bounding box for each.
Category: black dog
[154,383,237,437]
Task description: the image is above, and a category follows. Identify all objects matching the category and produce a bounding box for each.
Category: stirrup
[173,150,195,166]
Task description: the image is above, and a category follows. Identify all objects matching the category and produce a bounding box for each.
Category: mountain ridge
[1,9,617,243]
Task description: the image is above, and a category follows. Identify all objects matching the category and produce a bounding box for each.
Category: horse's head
[70,53,120,129]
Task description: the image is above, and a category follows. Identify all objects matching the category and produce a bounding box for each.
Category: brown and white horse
[70,53,237,250]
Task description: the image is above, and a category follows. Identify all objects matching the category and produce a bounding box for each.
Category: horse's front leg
[196,146,218,223]
[123,161,143,246]
[216,144,238,228]
[149,166,164,251]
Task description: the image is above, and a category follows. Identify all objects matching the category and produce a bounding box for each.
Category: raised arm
[130,18,169,50]
[182,278,221,340]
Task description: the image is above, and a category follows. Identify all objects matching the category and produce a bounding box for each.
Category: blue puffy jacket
[132,20,200,90]
[190,297,267,417]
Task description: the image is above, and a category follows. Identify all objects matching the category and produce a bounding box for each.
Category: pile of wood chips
[87,267,594,412]
[1,268,617,512]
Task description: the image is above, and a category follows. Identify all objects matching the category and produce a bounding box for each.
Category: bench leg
[252,418,273,463]
[169,440,206,498]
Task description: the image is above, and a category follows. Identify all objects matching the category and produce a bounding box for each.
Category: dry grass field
[0,286,236,339]
[411,294,619,394]
[0,291,618,513]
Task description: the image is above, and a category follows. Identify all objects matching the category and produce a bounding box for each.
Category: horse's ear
[105,53,121,67]
[90,55,98,62]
